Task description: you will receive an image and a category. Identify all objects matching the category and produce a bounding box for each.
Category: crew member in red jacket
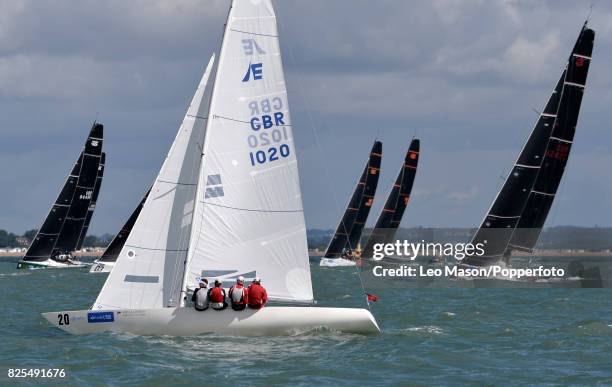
[207,279,228,311]
[247,277,267,309]
[229,276,248,311]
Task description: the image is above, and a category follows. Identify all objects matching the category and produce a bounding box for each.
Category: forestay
[183,0,313,303]
[93,55,216,310]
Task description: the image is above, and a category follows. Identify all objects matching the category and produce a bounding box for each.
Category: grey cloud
[1,0,611,234]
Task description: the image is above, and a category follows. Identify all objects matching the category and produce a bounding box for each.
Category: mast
[464,23,594,266]
[362,138,419,257]
[178,3,231,307]
[323,141,382,258]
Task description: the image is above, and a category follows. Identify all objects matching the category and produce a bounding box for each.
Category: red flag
[366,293,379,302]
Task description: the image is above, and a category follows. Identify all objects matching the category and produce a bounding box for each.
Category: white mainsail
[43,1,380,336]
[181,0,313,303]
[93,54,215,310]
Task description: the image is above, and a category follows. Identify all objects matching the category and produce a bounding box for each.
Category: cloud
[1,0,612,234]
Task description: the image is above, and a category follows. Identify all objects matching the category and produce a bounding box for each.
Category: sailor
[207,279,228,311]
[228,276,248,311]
[247,277,267,309]
[191,278,209,311]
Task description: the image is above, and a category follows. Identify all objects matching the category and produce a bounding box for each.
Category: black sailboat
[89,187,150,273]
[17,122,104,268]
[76,152,105,251]
[362,138,420,258]
[323,141,382,259]
[464,23,594,267]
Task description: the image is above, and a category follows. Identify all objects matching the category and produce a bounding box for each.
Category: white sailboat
[43,0,379,336]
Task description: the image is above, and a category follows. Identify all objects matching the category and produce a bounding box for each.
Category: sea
[0,257,611,386]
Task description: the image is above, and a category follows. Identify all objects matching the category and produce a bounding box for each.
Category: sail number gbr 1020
[247,97,291,166]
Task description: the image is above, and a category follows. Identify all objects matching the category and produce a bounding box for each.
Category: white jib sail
[93,54,215,310]
[182,0,313,303]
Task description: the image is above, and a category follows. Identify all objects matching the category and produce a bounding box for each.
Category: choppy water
[1,258,611,385]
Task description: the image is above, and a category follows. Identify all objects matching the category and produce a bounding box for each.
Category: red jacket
[247,283,267,308]
[208,286,226,304]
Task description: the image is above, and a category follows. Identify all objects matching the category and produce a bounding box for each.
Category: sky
[2,0,612,235]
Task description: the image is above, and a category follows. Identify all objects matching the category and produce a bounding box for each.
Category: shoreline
[0,251,103,257]
[2,249,612,258]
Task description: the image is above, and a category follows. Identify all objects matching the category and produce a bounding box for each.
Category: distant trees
[0,229,114,249]
[83,235,113,248]
[23,229,38,240]
[0,230,18,248]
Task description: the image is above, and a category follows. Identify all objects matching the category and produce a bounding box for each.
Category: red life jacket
[209,286,225,304]
[247,283,267,308]
[229,284,247,305]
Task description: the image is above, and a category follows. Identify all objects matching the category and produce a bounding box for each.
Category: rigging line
[277,9,371,311]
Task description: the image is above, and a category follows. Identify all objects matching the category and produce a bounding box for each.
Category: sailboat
[76,152,105,252]
[89,188,150,273]
[362,138,420,259]
[17,123,104,269]
[463,22,594,267]
[320,141,382,267]
[44,0,379,336]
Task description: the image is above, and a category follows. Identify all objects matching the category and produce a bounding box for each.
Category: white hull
[319,258,357,267]
[17,259,87,269]
[42,306,380,336]
[88,260,114,273]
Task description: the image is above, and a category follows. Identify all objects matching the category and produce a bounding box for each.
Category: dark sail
[508,25,594,252]
[99,187,150,263]
[323,141,382,258]
[465,23,594,266]
[362,138,420,257]
[53,123,104,255]
[76,152,105,251]
[22,153,83,261]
